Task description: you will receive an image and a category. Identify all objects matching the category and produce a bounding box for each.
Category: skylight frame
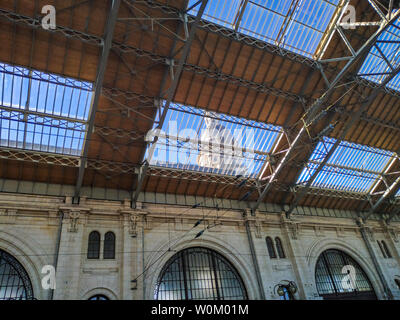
[0,62,93,156]
[145,101,284,179]
[296,137,397,194]
[187,0,343,58]
[358,14,400,92]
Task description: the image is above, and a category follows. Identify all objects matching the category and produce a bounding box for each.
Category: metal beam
[112,42,305,103]
[386,205,400,224]
[73,0,121,202]
[365,174,400,221]
[3,5,400,101]
[252,9,400,214]
[286,62,400,217]
[0,8,103,46]
[131,0,209,207]
[139,0,400,99]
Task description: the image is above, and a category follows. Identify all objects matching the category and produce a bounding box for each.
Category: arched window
[395,278,400,290]
[87,231,100,259]
[315,249,376,300]
[377,240,387,258]
[154,247,248,300]
[275,237,285,259]
[266,237,276,259]
[103,232,115,259]
[89,294,109,300]
[0,249,34,300]
[381,241,392,259]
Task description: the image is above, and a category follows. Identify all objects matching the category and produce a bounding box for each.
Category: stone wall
[0,193,399,300]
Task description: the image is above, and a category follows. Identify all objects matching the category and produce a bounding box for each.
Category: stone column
[280,213,321,300]
[53,207,88,299]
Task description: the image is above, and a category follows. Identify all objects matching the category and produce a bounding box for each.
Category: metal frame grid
[296,137,397,194]
[315,249,376,299]
[146,101,283,179]
[0,249,34,300]
[188,0,342,58]
[0,0,399,218]
[154,247,248,300]
[358,13,400,92]
[0,62,92,156]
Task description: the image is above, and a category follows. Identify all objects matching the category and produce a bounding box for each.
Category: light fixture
[274,280,298,299]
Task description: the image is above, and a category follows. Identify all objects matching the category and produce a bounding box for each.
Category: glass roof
[358,14,400,92]
[296,137,396,193]
[0,63,93,156]
[188,0,341,58]
[145,102,283,178]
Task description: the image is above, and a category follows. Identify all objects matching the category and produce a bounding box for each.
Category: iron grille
[0,249,34,300]
[315,249,376,300]
[154,247,247,300]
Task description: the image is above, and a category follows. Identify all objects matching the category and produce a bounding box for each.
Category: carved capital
[129,213,139,236]
[280,212,300,240]
[68,210,81,233]
[254,219,262,238]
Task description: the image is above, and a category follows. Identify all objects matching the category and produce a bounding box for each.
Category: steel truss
[137,0,400,99]
[147,166,256,187]
[0,1,399,211]
[0,145,395,201]
[2,2,400,100]
[131,0,209,208]
[113,42,306,104]
[73,0,122,202]
[0,8,103,46]
[252,5,400,216]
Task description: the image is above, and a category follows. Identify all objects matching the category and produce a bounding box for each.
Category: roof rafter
[252,7,400,215]
[73,0,122,202]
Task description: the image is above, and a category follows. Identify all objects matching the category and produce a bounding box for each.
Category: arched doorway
[315,249,377,300]
[154,247,248,300]
[0,249,34,300]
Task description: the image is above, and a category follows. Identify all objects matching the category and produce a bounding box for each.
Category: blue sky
[297,137,396,193]
[0,63,92,156]
[188,0,340,57]
[146,102,283,178]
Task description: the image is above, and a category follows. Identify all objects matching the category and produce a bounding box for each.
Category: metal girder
[286,62,400,218]
[141,0,320,67]
[0,8,103,46]
[364,173,400,221]
[138,0,400,98]
[146,166,256,187]
[73,0,121,202]
[386,205,400,224]
[0,147,138,174]
[130,0,209,207]
[112,42,306,103]
[3,3,400,101]
[252,9,400,214]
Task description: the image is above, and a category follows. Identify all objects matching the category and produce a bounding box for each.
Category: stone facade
[0,192,400,300]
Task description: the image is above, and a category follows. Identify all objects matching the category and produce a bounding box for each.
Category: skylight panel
[358,16,400,92]
[145,102,283,179]
[0,63,92,156]
[297,137,395,193]
[188,0,342,58]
